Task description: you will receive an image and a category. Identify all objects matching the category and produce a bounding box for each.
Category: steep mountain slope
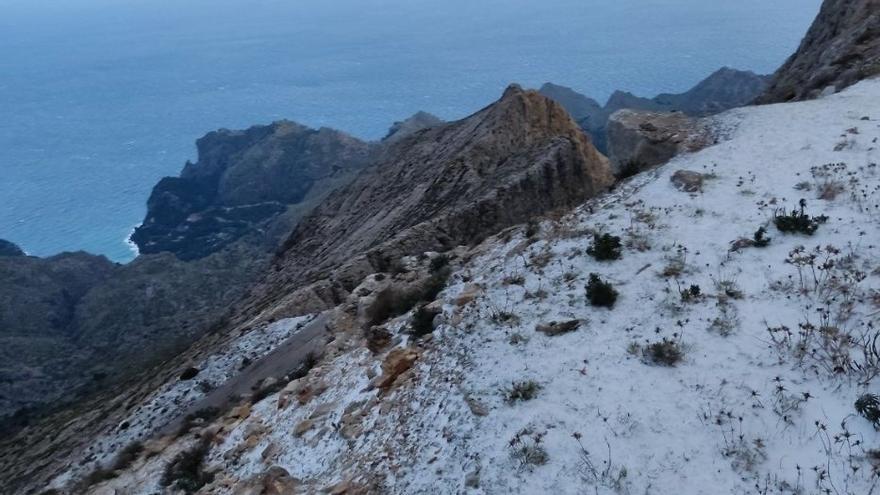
[0,251,116,422]
[758,0,880,103]
[132,121,374,261]
[68,77,880,495]
[540,68,769,153]
[251,84,613,317]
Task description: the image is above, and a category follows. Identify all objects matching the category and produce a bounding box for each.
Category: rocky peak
[263,84,613,309]
[131,120,374,260]
[758,0,880,103]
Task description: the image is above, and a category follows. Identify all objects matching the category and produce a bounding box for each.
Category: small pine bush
[856,394,880,427]
[409,305,439,338]
[587,233,623,261]
[752,227,771,247]
[773,199,828,235]
[586,273,618,308]
[643,339,684,366]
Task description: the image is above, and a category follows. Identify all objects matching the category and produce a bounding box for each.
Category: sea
[0,0,821,261]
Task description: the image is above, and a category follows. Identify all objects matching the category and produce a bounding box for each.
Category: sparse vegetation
[855,394,880,428]
[504,380,541,403]
[508,428,548,469]
[177,406,221,436]
[161,439,214,494]
[429,254,449,273]
[773,199,828,235]
[409,304,439,338]
[587,233,623,261]
[586,273,618,308]
[365,267,451,327]
[752,226,771,247]
[642,339,684,366]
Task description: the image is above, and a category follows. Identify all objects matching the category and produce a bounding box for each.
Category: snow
[70,78,880,494]
[49,314,315,489]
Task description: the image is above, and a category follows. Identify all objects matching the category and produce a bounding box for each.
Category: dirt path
[162,312,331,434]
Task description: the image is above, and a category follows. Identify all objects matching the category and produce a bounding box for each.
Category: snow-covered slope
[83,79,880,495]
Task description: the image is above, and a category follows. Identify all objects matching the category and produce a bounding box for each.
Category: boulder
[670,170,707,193]
[606,110,711,178]
[375,348,420,390]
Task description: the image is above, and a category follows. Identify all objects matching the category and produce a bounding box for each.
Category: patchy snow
[51,314,314,489]
[79,78,880,494]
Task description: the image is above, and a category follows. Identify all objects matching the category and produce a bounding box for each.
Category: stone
[375,348,420,390]
[454,284,481,307]
[535,319,581,336]
[670,170,707,193]
[293,419,314,437]
[606,110,711,177]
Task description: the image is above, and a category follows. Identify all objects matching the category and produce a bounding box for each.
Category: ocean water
[0,0,821,261]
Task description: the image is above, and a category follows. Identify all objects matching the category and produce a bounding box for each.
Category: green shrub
[429,254,450,273]
[642,339,684,366]
[587,233,622,261]
[752,227,771,247]
[773,199,828,235]
[409,305,439,338]
[856,394,880,427]
[586,273,618,308]
[161,440,214,493]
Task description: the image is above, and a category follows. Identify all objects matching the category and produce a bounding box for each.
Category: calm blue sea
[0,0,821,261]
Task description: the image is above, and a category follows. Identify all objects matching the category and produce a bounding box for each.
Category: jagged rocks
[758,0,880,103]
[374,348,420,390]
[606,110,712,177]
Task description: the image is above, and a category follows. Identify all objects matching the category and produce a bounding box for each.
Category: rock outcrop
[758,0,880,103]
[131,121,374,260]
[382,111,444,144]
[260,85,613,312]
[540,68,768,153]
[605,110,713,177]
[0,239,24,257]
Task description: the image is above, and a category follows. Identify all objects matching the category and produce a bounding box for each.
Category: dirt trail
[162,312,331,434]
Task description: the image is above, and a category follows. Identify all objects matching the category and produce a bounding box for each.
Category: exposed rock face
[131,121,374,260]
[0,239,24,257]
[262,85,613,310]
[382,111,444,144]
[758,0,880,103]
[540,68,768,153]
[605,110,712,177]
